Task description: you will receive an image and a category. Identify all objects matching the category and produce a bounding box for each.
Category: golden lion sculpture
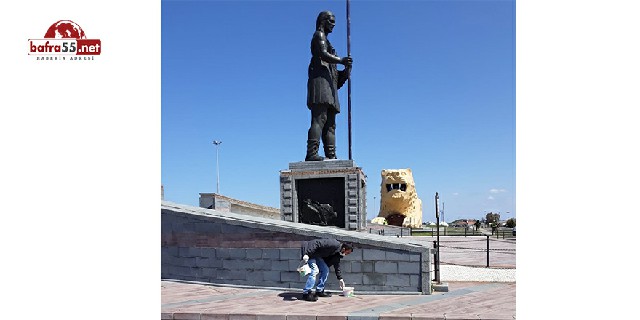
[370,168,423,228]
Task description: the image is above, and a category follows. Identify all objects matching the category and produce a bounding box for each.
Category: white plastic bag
[297,263,311,277]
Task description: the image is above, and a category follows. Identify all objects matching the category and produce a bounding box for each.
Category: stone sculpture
[371,169,423,228]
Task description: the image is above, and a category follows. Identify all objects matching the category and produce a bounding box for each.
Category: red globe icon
[44,20,86,39]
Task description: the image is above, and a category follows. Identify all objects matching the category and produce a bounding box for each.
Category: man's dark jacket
[301,238,345,280]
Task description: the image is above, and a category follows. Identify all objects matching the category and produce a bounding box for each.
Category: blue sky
[161,0,515,223]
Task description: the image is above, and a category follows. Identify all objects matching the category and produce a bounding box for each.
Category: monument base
[280,160,367,231]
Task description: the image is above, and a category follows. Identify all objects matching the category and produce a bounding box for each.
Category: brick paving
[161,280,516,320]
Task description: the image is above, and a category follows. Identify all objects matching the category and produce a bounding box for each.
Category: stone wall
[161,201,433,294]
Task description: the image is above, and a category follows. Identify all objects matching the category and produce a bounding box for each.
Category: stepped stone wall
[161,201,433,294]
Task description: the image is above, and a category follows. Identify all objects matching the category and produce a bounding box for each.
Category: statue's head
[380,168,417,202]
[378,168,423,228]
[316,11,336,33]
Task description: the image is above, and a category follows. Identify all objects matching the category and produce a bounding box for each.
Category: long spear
[346,0,352,160]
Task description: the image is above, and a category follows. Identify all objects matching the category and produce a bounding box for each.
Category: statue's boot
[305,139,324,161]
[322,130,337,159]
[324,145,337,160]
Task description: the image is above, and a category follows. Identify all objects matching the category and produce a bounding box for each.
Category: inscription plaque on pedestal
[280,160,367,230]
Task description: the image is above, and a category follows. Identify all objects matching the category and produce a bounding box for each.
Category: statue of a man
[305,11,353,161]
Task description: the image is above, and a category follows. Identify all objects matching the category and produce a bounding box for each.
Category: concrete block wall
[339,246,423,292]
[162,201,433,294]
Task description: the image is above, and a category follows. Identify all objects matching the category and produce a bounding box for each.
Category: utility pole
[213,140,222,194]
[435,192,440,284]
[346,0,353,160]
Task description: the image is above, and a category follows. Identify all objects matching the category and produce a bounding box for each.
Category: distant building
[199,193,280,220]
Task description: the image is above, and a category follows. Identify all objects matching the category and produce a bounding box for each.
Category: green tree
[506,218,516,228]
[485,212,501,224]
[474,220,481,231]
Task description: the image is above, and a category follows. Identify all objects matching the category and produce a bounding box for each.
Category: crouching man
[300,238,353,302]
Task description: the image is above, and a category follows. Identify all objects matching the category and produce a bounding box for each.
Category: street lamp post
[213,140,222,194]
[373,196,377,215]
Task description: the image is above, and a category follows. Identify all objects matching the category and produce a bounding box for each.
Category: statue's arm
[337,67,350,89]
[313,31,342,64]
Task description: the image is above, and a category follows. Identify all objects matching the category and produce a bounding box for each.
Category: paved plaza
[162,280,515,320]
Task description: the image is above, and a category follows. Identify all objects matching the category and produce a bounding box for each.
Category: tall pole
[346,0,352,160]
[441,201,445,236]
[373,196,377,216]
[486,235,490,268]
[213,140,222,194]
[435,192,440,284]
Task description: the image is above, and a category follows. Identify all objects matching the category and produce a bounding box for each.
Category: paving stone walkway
[161,280,516,320]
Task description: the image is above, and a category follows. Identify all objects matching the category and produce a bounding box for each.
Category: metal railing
[412,227,515,238]
[434,236,516,269]
[367,225,516,268]
[367,225,412,237]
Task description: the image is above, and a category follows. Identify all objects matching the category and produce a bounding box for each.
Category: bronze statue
[305,11,353,161]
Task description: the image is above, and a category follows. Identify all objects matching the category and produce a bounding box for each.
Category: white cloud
[453,192,459,196]
[488,196,495,200]
[489,188,507,194]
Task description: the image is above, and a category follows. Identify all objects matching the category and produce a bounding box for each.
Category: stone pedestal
[280,160,367,231]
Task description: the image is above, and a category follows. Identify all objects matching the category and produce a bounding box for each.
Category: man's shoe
[316,290,332,297]
[302,292,318,302]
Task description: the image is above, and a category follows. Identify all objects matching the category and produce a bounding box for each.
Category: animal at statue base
[370,168,423,228]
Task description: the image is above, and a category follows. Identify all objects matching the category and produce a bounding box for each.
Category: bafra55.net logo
[28,20,101,61]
